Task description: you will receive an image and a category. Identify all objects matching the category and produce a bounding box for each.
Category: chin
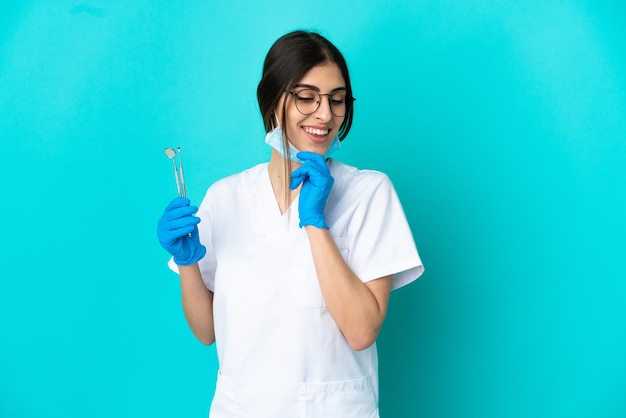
[299,146,330,156]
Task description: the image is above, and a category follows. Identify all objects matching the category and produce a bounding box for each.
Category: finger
[163,204,199,221]
[167,223,197,238]
[295,160,332,189]
[161,215,201,231]
[290,167,308,190]
[291,162,323,189]
[159,220,200,241]
[165,197,191,211]
[296,152,325,165]
[297,152,330,175]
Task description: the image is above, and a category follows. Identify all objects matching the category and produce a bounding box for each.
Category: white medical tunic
[170,159,423,417]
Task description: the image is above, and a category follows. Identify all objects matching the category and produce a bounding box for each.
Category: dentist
[157,30,424,417]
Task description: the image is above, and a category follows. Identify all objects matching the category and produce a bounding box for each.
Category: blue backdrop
[1,1,625,417]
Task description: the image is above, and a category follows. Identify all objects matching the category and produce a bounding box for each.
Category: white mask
[264,126,341,163]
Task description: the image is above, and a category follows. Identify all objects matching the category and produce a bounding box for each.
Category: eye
[297,96,316,103]
[331,93,347,105]
[295,89,317,102]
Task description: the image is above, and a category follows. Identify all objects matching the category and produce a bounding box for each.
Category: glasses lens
[293,89,350,117]
[294,89,319,115]
[329,91,347,117]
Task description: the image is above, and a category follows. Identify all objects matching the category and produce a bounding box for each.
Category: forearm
[305,226,391,351]
[179,263,215,345]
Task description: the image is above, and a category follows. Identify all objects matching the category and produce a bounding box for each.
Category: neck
[268,149,301,214]
[268,149,301,173]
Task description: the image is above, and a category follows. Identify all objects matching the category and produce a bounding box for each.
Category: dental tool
[164,146,192,236]
[178,147,187,198]
[164,147,185,198]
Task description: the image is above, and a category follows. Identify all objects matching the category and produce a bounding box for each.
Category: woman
[157,30,424,417]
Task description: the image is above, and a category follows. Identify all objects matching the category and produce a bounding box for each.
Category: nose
[314,95,332,122]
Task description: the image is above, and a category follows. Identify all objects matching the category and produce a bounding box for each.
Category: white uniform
[170,159,424,417]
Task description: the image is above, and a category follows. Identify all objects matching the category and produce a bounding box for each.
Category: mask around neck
[264,126,341,163]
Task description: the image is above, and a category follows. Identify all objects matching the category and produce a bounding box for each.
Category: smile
[303,127,329,136]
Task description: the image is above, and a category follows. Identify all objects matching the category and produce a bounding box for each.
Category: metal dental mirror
[164,147,186,198]
[164,146,192,236]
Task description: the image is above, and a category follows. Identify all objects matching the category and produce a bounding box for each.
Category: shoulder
[205,163,267,196]
[328,159,393,194]
[198,163,267,213]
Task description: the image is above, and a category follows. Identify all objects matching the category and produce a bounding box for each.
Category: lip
[302,126,331,144]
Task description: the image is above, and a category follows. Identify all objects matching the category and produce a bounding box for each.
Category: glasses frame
[286,89,356,117]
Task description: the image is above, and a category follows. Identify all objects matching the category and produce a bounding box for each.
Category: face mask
[264,126,341,163]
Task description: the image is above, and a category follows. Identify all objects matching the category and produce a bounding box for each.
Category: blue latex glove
[290,152,334,229]
[157,197,206,265]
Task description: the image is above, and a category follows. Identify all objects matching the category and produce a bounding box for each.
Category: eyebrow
[293,83,347,93]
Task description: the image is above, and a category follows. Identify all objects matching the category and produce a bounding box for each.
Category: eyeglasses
[286,88,355,117]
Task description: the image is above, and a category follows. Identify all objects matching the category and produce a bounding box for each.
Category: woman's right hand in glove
[157,197,206,266]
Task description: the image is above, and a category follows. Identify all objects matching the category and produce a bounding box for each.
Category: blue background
[1,1,625,417]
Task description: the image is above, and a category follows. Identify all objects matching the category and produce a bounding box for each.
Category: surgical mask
[264,126,341,163]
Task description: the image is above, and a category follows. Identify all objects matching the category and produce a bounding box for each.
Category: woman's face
[279,62,347,156]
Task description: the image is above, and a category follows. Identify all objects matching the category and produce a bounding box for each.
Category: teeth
[304,127,329,136]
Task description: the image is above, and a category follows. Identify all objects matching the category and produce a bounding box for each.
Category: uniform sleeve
[167,189,217,292]
[346,173,424,290]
